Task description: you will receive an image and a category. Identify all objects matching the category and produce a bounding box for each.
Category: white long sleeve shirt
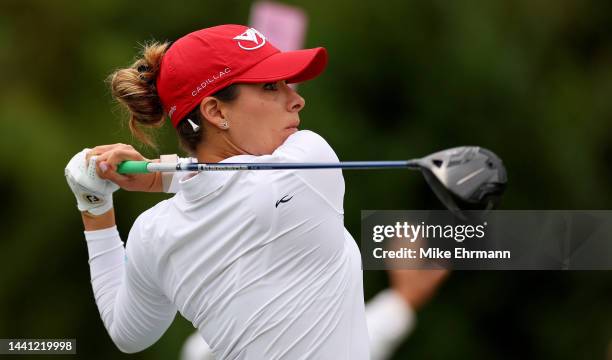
[180,288,415,360]
[84,131,370,359]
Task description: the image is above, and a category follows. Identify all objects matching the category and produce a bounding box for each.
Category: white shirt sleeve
[272,130,340,163]
[366,289,416,360]
[270,130,344,213]
[180,332,215,360]
[179,288,415,360]
[84,223,177,353]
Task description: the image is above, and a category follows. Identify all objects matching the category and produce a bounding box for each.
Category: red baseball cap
[156,24,328,128]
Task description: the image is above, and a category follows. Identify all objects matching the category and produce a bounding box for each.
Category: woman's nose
[287,85,305,112]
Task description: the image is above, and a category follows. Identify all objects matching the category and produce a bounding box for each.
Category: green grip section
[117,161,150,174]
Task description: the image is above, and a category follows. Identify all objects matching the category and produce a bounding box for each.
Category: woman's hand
[384,237,449,310]
[86,143,162,192]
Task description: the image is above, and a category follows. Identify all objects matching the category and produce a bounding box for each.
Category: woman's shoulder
[271,130,339,163]
[131,199,174,235]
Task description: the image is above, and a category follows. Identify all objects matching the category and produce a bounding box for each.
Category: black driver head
[417,147,507,215]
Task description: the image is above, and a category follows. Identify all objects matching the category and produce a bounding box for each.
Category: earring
[220,121,229,130]
[187,118,200,132]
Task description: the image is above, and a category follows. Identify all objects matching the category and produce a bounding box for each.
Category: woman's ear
[199,97,228,130]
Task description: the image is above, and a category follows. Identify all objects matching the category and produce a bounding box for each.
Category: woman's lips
[287,120,300,129]
[286,120,300,133]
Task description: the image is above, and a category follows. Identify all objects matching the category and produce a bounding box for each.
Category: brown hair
[107,41,239,154]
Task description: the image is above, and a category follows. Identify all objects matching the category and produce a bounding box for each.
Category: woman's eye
[263,82,278,90]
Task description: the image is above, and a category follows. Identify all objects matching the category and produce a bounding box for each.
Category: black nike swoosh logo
[275,195,293,208]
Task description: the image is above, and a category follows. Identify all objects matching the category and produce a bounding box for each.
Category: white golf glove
[65,148,120,215]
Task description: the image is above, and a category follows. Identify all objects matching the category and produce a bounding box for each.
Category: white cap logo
[233,28,266,51]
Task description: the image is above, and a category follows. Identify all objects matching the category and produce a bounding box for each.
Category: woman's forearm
[82,209,116,231]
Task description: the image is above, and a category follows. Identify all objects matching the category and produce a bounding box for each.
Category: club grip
[117,161,150,174]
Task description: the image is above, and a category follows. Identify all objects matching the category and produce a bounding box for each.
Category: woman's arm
[268,130,345,213]
[66,146,178,353]
[83,218,177,353]
[82,209,116,230]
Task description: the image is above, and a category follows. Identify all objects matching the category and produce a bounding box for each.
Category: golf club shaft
[117,160,421,174]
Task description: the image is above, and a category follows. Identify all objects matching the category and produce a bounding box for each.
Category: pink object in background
[249,1,308,52]
[249,1,310,88]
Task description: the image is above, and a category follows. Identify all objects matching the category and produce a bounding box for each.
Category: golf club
[117,146,507,215]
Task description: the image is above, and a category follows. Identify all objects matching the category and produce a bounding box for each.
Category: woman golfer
[65,24,370,358]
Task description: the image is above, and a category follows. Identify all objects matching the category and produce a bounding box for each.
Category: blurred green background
[1,0,612,359]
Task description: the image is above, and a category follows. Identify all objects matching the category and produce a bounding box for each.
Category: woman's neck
[194,132,248,163]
